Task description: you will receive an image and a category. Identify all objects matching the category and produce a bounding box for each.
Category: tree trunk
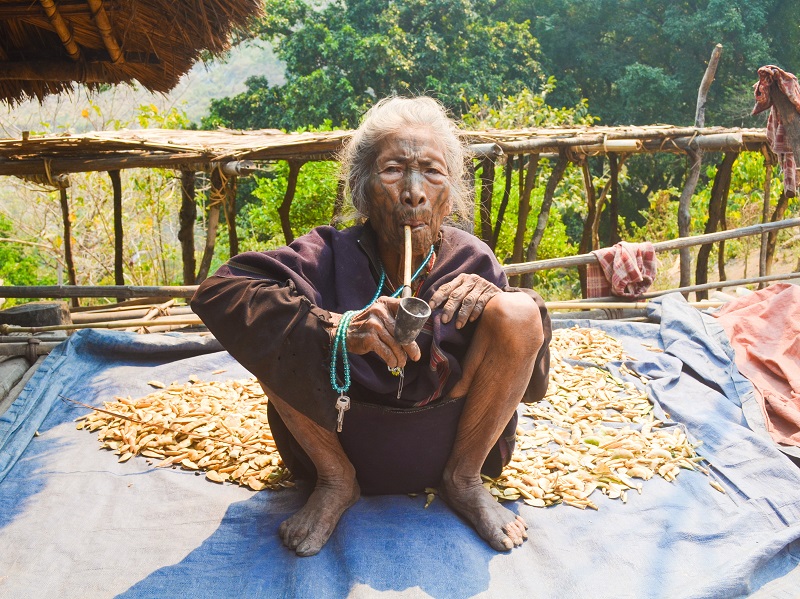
[510,154,539,287]
[522,152,568,289]
[178,170,197,285]
[695,152,737,300]
[58,187,78,307]
[279,161,304,245]
[478,157,495,244]
[678,44,723,292]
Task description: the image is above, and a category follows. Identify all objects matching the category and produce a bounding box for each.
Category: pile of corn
[485,326,719,509]
[76,376,292,491]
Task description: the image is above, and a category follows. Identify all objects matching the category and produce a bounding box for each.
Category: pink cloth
[586,241,657,298]
[714,283,800,448]
[752,65,800,196]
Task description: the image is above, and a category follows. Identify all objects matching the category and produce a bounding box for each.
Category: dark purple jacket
[191,223,550,431]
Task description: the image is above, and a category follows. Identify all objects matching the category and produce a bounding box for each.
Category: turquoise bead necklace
[330,244,435,431]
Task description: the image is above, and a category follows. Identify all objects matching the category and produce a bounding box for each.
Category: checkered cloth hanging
[752,65,800,197]
[586,241,658,298]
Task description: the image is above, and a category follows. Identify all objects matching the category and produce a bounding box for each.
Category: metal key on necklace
[336,392,350,432]
[389,366,404,399]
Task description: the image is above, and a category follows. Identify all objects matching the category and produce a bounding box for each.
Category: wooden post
[678,44,723,292]
[225,176,239,257]
[578,157,597,297]
[510,154,539,286]
[58,187,78,308]
[766,191,791,272]
[608,154,621,245]
[279,161,304,245]
[491,156,515,251]
[195,168,223,284]
[695,152,737,300]
[178,170,196,285]
[717,209,727,285]
[758,153,773,287]
[331,177,345,225]
[522,152,569,289]
[478,157,495,244]
[109,169,123,288]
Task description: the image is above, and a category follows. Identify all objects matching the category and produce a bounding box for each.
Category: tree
[204,0,546,130]
[510,0,786,127]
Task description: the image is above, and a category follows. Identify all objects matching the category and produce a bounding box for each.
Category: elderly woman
[192,96,551,557]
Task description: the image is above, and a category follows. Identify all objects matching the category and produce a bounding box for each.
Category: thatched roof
[0,0,262,105]
[0,125,768,178]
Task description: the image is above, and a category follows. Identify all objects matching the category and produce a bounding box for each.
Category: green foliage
[204,0,546,130]
[0,214,55,306]
[520,0,780,127]
[241,160,340,250]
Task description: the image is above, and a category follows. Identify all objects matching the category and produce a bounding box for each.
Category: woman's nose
[402,171,426,207]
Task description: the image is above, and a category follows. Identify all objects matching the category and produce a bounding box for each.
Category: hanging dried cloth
[586,241,658,299]
[752,65,800,197]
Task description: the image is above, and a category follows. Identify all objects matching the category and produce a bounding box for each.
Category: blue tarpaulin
[1,293,799,598]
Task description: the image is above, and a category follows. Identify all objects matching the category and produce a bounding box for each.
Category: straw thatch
[0,0,263,105]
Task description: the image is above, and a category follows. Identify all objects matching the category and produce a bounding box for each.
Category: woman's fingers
[430,274,500,328]
[344,298,419,367]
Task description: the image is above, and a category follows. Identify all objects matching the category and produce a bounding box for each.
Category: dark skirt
[268,397,517,495]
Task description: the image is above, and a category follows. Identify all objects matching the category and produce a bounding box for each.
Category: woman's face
[367,126,452,257]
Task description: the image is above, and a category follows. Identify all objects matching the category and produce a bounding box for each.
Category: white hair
[340,96,471,220]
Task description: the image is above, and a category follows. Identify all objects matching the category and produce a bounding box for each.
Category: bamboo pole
[570,270,800,303]
[86,0,125,63]
[38,0,81,61]
[0,286,197,299]
[504,217,800,276]
[0,316,204,335]
[545,300,723,311]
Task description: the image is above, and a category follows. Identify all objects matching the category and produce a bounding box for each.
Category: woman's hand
[428,273,501,329]
[332,297,421,370]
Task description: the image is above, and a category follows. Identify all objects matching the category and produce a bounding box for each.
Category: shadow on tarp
[117,490,498,599]
[0,329,230,530]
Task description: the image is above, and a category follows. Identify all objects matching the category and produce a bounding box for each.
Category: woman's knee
[480,292,544,352]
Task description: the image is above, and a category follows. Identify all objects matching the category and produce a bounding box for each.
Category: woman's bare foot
[279,475,360,557]
[440,473,528,551]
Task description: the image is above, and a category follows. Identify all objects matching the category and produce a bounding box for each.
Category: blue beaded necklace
[330,244,435,431]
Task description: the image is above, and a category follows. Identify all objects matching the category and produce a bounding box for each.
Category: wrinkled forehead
[373,126,448,168]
